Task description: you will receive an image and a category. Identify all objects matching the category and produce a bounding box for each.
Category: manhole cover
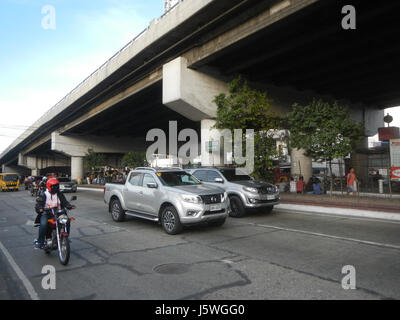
[154,263,191,275]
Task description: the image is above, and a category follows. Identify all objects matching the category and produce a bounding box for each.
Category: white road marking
[242,222,400,250]
[0,240,40,300]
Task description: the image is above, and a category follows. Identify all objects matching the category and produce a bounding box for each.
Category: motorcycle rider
[34,178,75,249]
[34,177,49,226]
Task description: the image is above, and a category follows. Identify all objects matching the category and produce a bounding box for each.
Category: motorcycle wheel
[58,235,70,266]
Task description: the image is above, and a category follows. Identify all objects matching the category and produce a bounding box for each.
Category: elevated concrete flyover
[2,0,399,182]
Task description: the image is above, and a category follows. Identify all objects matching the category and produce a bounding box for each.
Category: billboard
[390,139,400,181]
[378,127,400,141]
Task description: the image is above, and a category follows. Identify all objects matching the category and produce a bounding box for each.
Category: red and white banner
[391,167,400,181]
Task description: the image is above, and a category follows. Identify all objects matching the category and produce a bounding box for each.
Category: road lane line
[0,240,40,300]
[241,222,400,250]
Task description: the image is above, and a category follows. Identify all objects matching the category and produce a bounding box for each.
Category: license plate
[267,195,276,201]
[209,204,222,212]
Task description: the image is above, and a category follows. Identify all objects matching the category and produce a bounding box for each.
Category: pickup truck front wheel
[229,196,246,218]
[161,206,183,235]
[110,198,126,222]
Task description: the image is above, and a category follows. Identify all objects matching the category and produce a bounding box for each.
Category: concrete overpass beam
[51,132,144,156]
[162,57,228,121]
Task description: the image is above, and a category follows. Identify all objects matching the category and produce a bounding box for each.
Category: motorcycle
[42,196,77,266]
[30,182,39,197]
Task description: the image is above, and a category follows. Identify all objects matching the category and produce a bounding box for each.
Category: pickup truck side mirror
[147,183,158,189]
[215,178,224,184]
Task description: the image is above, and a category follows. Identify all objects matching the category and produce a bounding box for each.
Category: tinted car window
[158,172,201,186]
[207,171,222,182]
[142,174,156,187]
[129,173,142,186]
[219,169,252,181]
[192,170,208,182]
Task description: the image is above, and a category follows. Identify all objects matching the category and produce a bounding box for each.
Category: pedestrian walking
[296,176,306,194]
[346,167,358,196]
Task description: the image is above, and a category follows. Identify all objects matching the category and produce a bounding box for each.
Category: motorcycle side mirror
[70,196,77,201]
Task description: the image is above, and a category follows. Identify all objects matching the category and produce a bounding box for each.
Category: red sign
[391,167,400,181]
[378,127,400,141]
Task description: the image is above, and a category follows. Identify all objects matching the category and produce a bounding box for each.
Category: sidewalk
[278,193,400,221]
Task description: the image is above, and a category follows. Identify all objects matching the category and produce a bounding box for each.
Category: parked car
[58,177,78,193]
[187,167,280,217]
[104,167,228,235]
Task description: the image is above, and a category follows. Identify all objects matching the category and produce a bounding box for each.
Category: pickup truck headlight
[243,187,259,194]
[181,194,203,204]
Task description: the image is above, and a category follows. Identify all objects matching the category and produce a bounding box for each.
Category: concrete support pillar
[31,169,40,176]
[349,137,369,183]
[201,119,225,167]
[71,157,84,181]
[291,148,312,183]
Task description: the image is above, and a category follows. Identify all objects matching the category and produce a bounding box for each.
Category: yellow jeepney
[0,173,20,192]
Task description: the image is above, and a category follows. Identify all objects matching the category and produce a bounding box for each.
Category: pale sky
[0,0,164,154]
[1,1,400,154]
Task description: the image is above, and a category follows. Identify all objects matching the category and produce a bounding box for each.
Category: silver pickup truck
[187,167,280,217]
[104,168,228,235]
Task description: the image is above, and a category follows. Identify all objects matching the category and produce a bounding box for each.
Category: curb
[275,204,400,222]
[78,187,104,192]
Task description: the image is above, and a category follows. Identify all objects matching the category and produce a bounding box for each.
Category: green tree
[84,149,106,172]
[214,77,282,181]
[122,152,147,168]
[286,99,364,193]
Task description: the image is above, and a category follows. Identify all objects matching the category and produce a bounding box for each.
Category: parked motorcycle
[42,196,77,265]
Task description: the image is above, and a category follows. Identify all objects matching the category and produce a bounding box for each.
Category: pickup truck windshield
[219,169,252,182]
[158,172,201,187]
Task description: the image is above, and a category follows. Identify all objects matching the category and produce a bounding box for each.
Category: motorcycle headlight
[181,194,203,204]
[58,214,69,224]
[243,187,259,194]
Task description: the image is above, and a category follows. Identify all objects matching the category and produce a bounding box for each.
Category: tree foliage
[214,77,282,181]
[122,152,147,168]
[286,99,364,192]
[84,149,106,172]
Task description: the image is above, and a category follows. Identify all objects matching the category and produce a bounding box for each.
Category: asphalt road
[0,189,399,300]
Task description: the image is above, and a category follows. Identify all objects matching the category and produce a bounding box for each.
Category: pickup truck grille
[259,186,276,195]
[201,194,222,204]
